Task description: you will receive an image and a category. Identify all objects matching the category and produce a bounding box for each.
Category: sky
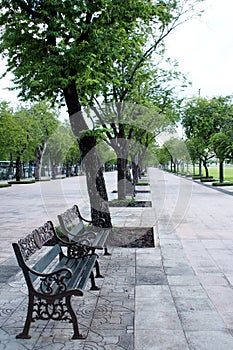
[165,0,233,99]
[0,0,233,108]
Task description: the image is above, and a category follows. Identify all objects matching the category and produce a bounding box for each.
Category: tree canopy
[0,0,205,220]
[0,0,204,105]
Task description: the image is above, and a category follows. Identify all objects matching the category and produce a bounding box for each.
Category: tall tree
[182,97,218,177]
[90,61,189,198]
[78,0,197,198]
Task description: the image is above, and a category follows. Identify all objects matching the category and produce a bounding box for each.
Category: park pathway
[0,168,233,349]
[148,168,233,349]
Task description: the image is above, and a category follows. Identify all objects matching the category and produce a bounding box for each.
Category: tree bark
[199,159,202,176]
[63,81,112,228]
[219,160,224,183]
[34,144,47,180]
[15,156,21,181]
[131,160,138,184]
[203,159,209,178]
[117,157,128,200]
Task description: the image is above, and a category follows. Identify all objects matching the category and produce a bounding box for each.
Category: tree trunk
[78,134,112,227]
[173,161,176,173]
[34,144,47,180]
[219,160,224,183]
[63,81,112,228]
[65,161,71,177]
[15,156,21,181]
[199,158,202,176]
[117,157,128,200]
[202,159,209,178]
[131,160,138,185]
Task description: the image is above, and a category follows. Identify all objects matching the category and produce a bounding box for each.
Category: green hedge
[135,182,149,186]
[201,177,216,182]
[0,183,11,188]
[8,179,36,184]
[212,181,233,186]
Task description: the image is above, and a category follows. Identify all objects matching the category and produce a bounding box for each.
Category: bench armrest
[27,265,73,294]
[74,205,105,226]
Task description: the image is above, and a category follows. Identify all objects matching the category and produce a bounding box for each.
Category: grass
[205,166,233,182]
[191,165,233,182]
[8,179,36,184]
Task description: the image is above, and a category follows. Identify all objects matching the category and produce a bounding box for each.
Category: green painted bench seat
[12,220,100,340]
[57,204,111,255]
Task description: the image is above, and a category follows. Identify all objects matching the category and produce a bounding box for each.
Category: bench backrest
[57,205,85,240]
[12,221,60,284]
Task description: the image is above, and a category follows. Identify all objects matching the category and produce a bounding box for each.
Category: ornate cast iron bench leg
[95,260,103,278]
[66,296,85,340]
[90,271,100,291]
[16,295,34,339]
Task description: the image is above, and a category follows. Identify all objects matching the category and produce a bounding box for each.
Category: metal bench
[57,204,111,255]
[12,221,101,340]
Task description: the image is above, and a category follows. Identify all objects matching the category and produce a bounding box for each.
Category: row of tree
[0,0,205,227]
[156,96,233,183]
[183,96,233,182]
[0,99,173,182]
[0,101,82,180]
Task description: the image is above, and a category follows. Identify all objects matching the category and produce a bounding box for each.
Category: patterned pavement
[1,169,233,349]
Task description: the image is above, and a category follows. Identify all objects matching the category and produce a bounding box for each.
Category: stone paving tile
[135,297,175,313]
[135,309,182,330]
[179,310,226,331]
[197,273,230,286]
[134,330,189,350]
[220,312,233,330]
[167,275,200,286]
[136,267,167,285]
[170,285,212,299]
[204,285,233,313]
[174,296,216,313]
[186,330,233,350]
[135,285,183,333]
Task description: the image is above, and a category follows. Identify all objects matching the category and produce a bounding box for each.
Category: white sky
[165,0,233,98]
[0,0,232,107]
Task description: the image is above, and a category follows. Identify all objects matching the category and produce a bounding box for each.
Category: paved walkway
[0,169,233,349]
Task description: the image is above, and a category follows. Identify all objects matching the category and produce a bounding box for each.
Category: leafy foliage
[0,0,204,105]
[0,100,58,163]
[182,95,233,179]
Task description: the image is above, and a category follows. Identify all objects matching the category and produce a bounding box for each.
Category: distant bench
[12,221,101,340]
[57,204,111,256]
